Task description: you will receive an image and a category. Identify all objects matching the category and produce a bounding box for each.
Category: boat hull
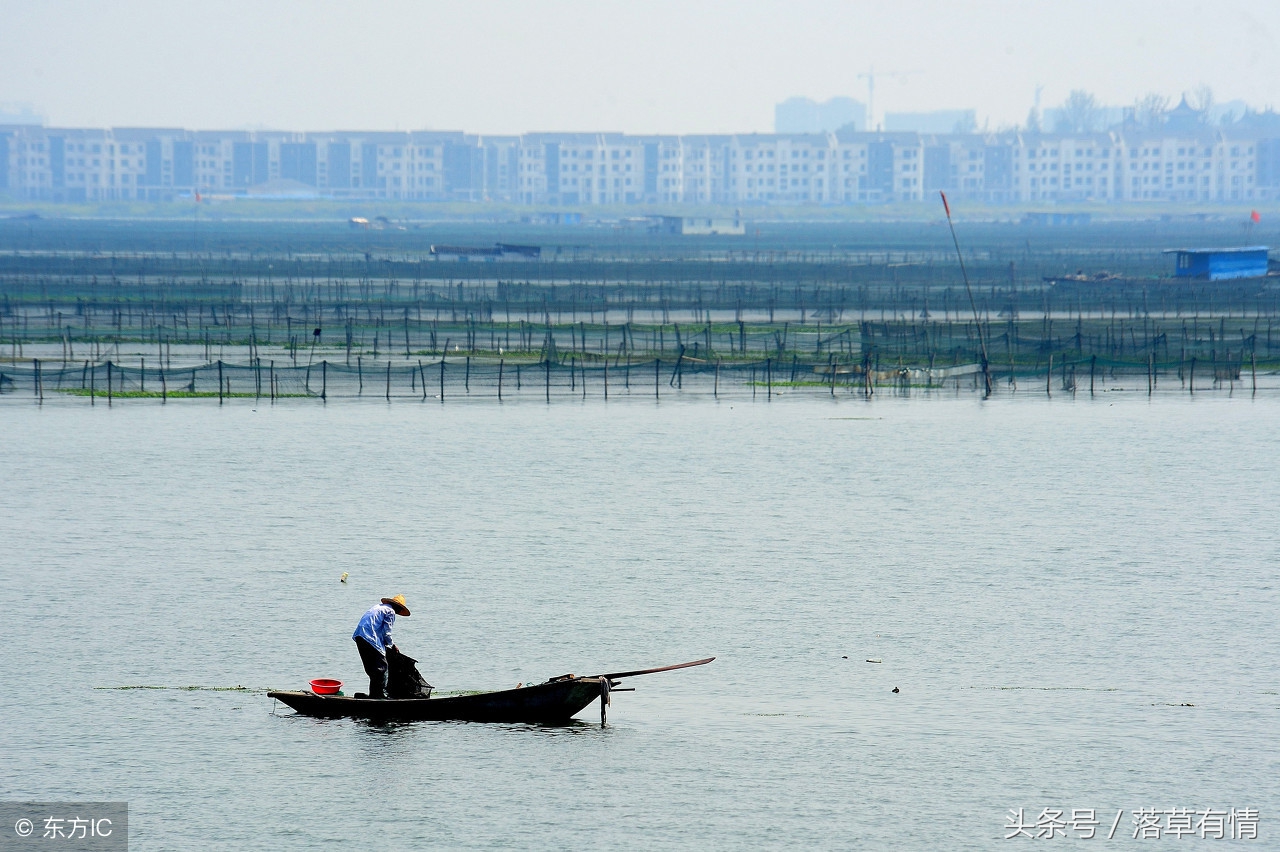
[268,677,604,724]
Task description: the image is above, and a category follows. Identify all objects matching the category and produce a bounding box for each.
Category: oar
[593,657,715,681]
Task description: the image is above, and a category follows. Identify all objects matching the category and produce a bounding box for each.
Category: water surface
[1,392,1276,849]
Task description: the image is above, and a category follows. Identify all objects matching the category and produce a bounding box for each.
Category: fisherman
[352,595,410,699]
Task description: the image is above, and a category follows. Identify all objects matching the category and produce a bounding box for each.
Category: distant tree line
[1024,86,1246,135]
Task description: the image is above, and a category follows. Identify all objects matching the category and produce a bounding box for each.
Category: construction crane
[857,67,920,131]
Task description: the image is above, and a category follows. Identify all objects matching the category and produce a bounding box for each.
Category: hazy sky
[3,0,1279,133]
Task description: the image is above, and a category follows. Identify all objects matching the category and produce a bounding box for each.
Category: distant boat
[268,657,714,724]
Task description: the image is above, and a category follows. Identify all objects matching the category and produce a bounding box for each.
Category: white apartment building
[2,124,1278,206]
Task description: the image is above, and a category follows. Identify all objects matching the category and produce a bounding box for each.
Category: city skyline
[2,1,1279,135]
[5,118,1275,207]
[1,92,1261,137]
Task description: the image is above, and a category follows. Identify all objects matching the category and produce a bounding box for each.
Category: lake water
[1,390,1276,849]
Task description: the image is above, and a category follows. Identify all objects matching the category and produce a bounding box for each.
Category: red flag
[1251,210,1261,223]
[194,190,202,204]
[940,191,951,218]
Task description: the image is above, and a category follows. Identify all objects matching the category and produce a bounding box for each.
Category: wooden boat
[268,657,713,724]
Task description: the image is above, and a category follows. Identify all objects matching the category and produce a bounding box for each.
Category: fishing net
[0,355,898,401]
[387,647,433,699]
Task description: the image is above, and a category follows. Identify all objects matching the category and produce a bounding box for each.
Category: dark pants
[354,637,388,699]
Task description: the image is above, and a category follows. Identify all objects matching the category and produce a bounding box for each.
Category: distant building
[1021,212,1092,226]
[521,211,582,225]
[1163,97,1205,134]
[0,103,43,125]
[885,110,976,134]
[1,120,1278,206]
[1166,247,1269,280]
[656,215,745,235]
[775,97,865,134]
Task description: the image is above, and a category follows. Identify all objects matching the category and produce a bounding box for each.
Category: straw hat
[381,595,410,616]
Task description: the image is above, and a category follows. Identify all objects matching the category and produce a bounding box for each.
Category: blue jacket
[352,603,395,654]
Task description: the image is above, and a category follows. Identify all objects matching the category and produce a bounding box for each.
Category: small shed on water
[1165,246,1269,281]
[655,215,745,236]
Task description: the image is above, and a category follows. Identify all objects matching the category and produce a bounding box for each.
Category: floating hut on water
[1164,246,1270,281]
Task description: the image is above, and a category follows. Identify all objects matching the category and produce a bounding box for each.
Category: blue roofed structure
[1164,247,1270,281]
